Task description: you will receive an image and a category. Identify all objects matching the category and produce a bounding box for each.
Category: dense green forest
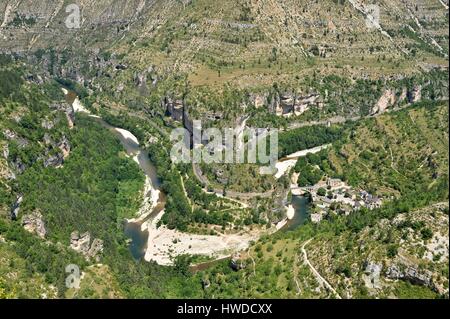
[294,150,329,186]
[17,115,145,243]
[278,125,344,158]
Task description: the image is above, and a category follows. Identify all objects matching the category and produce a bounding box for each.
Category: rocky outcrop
[230,253,246,271]
[70,231,91,254]
[249,93,268,108]
[371,85,424,115]
[58,136,71,159]
[115,63,128,71]
[183,106,194,136]
[2,129,29,147]
[2,144,8,159]
[385,263,434,290]
[22,211,46,239]
[310,213,324,223]
[43,153,64,168]
[294,93,322,115]
[3,131,28,173]
[371,89,396,115]
[201,277,211,290]
[408,85,422,103]
[363,260,382,289]
[10,195,23,220]
[134,65,158,93]
[165,96,184,122]
[25,73,44,85]
[88,238,104,260]
[42,135,71,168]
[11,156,26,174]
[65,105,75,129]
[266,92,322,117]
[70,231,104,262]
[398,87,408,103]
[0,160,14,181]
[50,102,75,128]
[0,144,14,180]
[41,119,55,130]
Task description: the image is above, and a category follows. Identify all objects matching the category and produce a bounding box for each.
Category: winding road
[301,239,342,299]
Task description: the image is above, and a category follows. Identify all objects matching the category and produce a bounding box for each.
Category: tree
[174,255,192,277]
[421,228,433,241]
[387,245,398,258]
[317,188,327,197]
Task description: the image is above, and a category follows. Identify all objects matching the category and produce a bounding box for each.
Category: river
[282,195,310,231]
[64,90,165,260]
[93,118,166,261]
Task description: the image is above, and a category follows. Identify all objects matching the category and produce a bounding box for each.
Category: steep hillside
[199,202,448,299]
[328,102,449,198]
[0,0,448,125]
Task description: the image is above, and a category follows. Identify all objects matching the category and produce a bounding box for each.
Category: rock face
[10,195,23,220]
[2,129,29,147]
[163,94,196,141]
[372,89,396,115]
[2,131,27,174]
[0,144,15,180]
[26,73,44,85]
[11,157,26,174]
[249,93,268,108]
[310,213,323,223]
[70,231,104,262]
[50,102,75,128]
[70,231,91,254]
[88,238,104,260]
[22,211,46,239]
[65,105,75,129]
[165,96,184,122]
[371,85,425,115]
[134,65,157,93]
[44,153,64,168]
[230,254,246,271]
[43,135,71,168]
[385,264,434,290]
[408,85,422,103]
[266,92,322,117]
[363,261,382,289]
[58,136,71,159]
[41,119,55,130]
[201,277,211,290]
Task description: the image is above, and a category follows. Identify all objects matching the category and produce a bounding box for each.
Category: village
[291,176,383,223]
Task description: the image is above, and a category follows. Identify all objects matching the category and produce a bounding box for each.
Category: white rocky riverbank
[141,208,259,266]
[275,144,330,179]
